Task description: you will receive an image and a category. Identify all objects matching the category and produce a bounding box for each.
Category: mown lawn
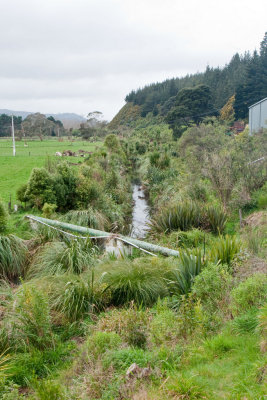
[0,138,102,204]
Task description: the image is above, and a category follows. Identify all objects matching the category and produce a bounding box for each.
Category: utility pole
[11,115,16,156]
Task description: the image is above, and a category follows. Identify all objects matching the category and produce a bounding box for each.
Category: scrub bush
[0,235,28,281]
[0,200,8,232]
[231,273,267,316]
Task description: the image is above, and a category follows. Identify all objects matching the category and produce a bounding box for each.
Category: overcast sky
[0,0,266,120]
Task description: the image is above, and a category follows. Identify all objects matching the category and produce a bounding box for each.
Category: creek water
[130,184,150,239]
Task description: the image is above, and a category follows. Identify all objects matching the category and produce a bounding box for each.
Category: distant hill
[0,109,86,129]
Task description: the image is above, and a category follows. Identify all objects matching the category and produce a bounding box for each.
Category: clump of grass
[101,258,168,307]
[50,271,104,322]
[232,311,258,334]
[209,235,241,267]
[0,235,28,281]
[204,205,227,234]
[29,238,98,277]
[231,273,267,316]
[62,207,110,231]
[0,199,8,233]
[151,202,200,233]
[1,283,54,352]
[166,249,205,295]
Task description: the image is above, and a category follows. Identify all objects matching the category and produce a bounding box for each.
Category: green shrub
[166,375,209,399]
[9,283,54,351]
[204,333,236,357]
[209,235,241,266]
[103,348,152,371]
[151,202,200,233]
[25,168,56,209]
[166,249,205,295]
[51,272,104,322]
[42,203,57,218]
[231,273,267,316]
[150,308,178,346]
[192,263,232,314]
[101,259,167,306]
[95,306,150,348]
[204,205,227,234]
[87,332,121,358]
[257,193,267,209]
[0,200,8,233]
[0,235,28,281]
[62,208,110,231]
[32,379,67,400]
[16,184,30,207]
[10,342,74,386]
[232,310,258,334]
[30,238,97,277]
[176,229,206,248]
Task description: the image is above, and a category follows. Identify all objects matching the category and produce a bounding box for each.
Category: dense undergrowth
[0,121,266,399]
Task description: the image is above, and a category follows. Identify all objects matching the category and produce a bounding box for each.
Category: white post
[11,115,16,156]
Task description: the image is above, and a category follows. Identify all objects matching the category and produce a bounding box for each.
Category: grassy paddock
[0,138,101,204]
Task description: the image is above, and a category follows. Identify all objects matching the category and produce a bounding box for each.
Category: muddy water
[130,184,150,239]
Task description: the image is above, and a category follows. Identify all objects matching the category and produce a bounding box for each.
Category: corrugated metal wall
[249,98,267,134]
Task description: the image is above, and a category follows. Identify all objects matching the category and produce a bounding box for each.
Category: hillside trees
[234,32,267,119]
[166,84,213,138]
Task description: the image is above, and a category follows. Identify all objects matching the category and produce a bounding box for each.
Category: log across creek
[26,214,179,257]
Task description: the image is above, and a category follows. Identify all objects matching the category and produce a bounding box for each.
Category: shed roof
[248,97,267,109]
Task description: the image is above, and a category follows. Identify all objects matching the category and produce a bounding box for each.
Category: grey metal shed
[249,97,267,134]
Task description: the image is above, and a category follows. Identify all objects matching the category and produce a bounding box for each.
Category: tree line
[125,33,267,121]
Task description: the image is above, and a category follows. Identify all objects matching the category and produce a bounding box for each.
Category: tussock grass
[0,234,28,281]
[62,208,110,231]
[28,238,98,277]
[101,258,169,306]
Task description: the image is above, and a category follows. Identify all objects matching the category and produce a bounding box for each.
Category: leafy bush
[150,308,178,346]
[95,306,150,348]
[151,202,200,233]
[231,273,267,316]
[25,167,56,209]
[8,283,54,351]
[101,258,168,306]
[29,238,97,277]
[0,235,28,281]
[10,342,74,386]
[166,249,205,295]
[87,332,121,358]
[192,263,232,314]
[209,235,241,266]
[176,229,206,248]
[0,200,8,232]
[42,203,57,218]
[16,184,30,207]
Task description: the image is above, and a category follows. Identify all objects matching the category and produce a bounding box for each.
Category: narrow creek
[130,184,151,239]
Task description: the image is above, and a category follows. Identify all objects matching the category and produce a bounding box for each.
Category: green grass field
[0,138,102,204]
